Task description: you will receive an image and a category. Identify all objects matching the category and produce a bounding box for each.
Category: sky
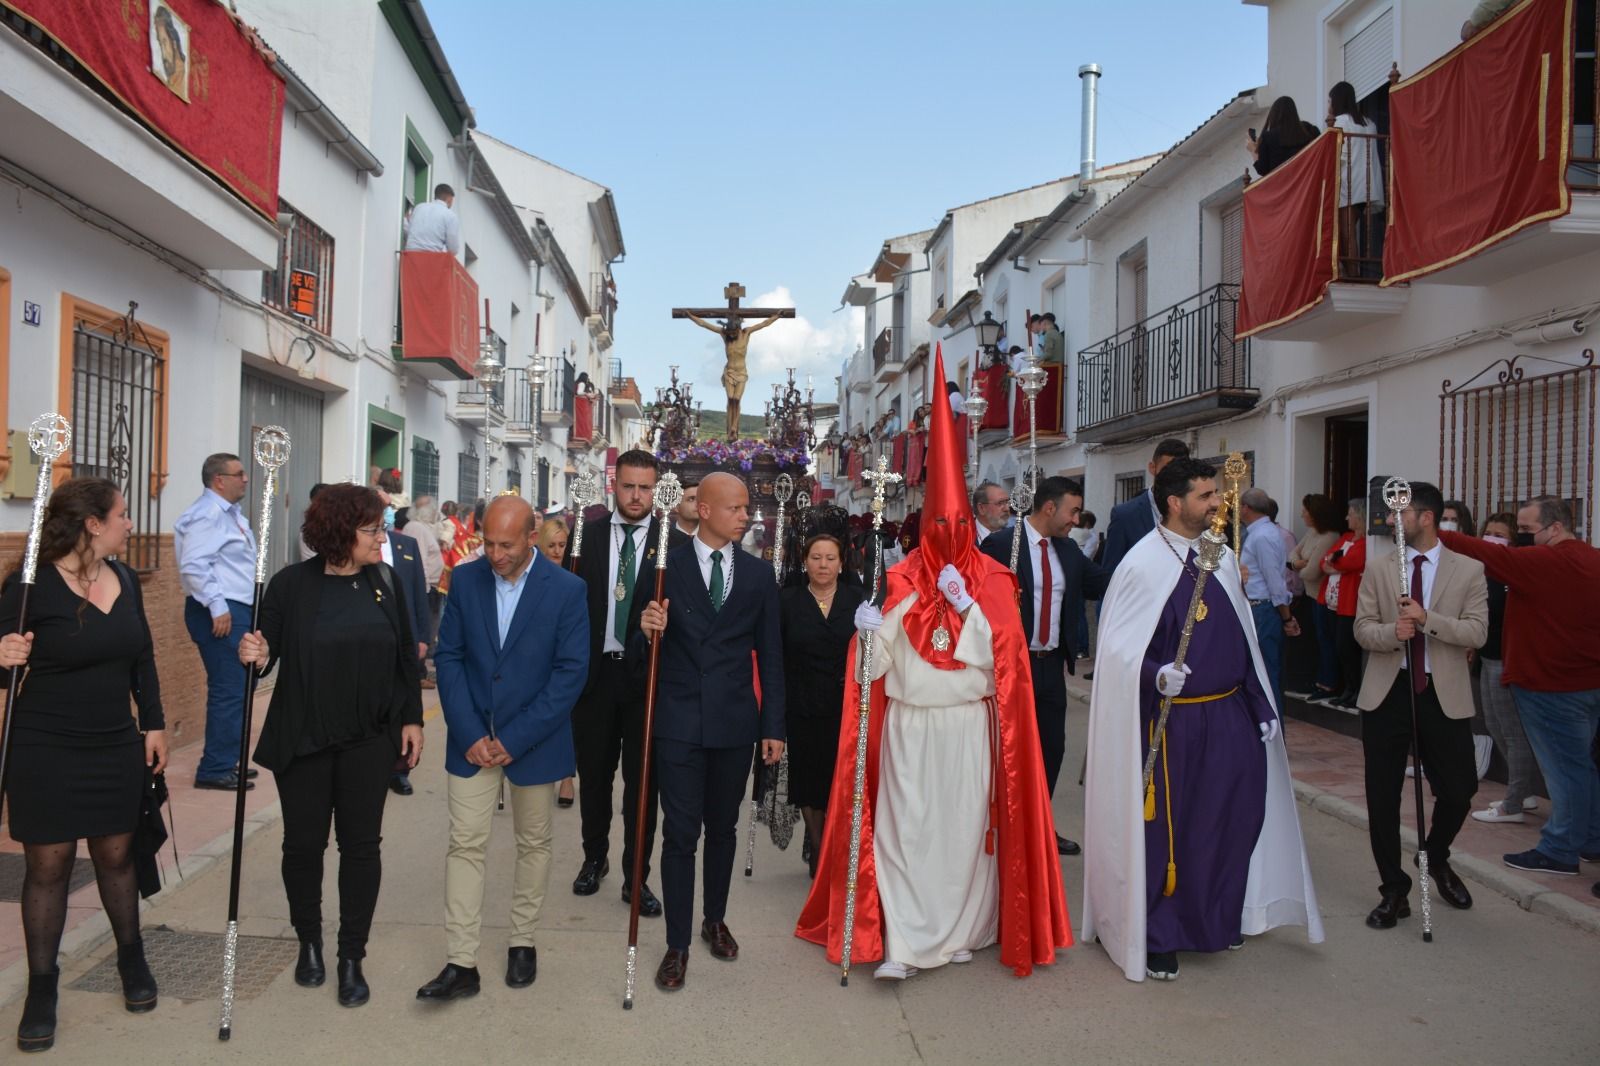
[431,0,1269,410]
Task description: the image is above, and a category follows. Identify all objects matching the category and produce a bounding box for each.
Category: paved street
[1,702,1593,1065]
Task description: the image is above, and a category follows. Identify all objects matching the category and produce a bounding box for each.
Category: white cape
[1080,527,1325,982]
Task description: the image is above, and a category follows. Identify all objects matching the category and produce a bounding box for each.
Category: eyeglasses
[356,525,384,538]
[219,471,247,480]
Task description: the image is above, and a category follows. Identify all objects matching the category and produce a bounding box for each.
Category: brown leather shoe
[700,920,739,961]
[655,948,687,991]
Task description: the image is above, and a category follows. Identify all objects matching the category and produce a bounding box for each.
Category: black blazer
[630,541,786,748]
[779,583,864,722]
[250,557,424,772]
[981,524,1109,670]
[387,529,432,645]
[1101,490,1157,573]
[573,512,689,694]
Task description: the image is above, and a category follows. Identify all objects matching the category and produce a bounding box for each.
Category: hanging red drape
[1236,131,1340,338]
[977,365,1010,431]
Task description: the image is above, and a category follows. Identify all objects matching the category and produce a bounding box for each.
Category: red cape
[794,550,1072,975]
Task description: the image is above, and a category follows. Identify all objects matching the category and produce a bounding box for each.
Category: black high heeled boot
[117,938,158,1013]
[17,970,59,1053]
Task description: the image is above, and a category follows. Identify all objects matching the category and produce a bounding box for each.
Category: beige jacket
[1291,529,1339,600]
[1354,545,1488,718]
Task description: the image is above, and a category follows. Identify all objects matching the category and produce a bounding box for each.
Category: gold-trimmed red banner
[1381,0,1573,285]
[1236,130,1340,338]
[3,0,285,220]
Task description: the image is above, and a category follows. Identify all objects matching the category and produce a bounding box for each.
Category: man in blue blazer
[981,476,1109,855]
[418,495,588,1000]
[385,525,433,795]
[1099,438,1190,573]
[638,472,785,993]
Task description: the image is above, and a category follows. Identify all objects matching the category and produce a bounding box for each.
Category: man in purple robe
[1082,459,1324,982]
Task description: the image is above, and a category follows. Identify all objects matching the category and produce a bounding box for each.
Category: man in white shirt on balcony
[404,183,461,257]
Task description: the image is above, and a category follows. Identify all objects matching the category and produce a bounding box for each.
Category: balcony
[873,327,903,382]
[587,272,617,349]
[609,376,643,420]
[847,346,873,393]
[1077,284,1259,444]
[539,354,577,428]
[453,333,507,425]
[502,366,538,445]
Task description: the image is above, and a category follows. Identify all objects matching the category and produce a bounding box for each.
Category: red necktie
[1410,554,1427,694]
[1038,539,1052,648]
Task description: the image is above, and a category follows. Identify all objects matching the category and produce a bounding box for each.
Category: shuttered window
[1221,201,1245,286]
[1343,8,1394,99]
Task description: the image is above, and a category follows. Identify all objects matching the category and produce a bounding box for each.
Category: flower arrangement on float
[655,437,808,472]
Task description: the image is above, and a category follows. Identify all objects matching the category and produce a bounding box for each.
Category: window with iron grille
[457,443,481,503]
[506,452,523,494]
[263,199,335,335]
[1115,472,1146,504]
[411,437,439,499]
[71,318,165,571]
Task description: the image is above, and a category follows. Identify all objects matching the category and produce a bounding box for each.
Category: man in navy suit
[385,524,433,795]
[1100,438,1190,573]
[981,476,1109,855]
[638,472,785,992]
[418,495,588,1000]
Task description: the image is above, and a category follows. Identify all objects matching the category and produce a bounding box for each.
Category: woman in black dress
[780,534,863,877]
[238,483,424,1008]
[1,477,167,1053]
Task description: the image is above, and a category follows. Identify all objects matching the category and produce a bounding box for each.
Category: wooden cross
[671,282,797,323]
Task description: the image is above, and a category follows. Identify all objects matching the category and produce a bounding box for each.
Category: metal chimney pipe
[1078,63,1101,183]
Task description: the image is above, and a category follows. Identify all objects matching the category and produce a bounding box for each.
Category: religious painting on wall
[150,1,191,102]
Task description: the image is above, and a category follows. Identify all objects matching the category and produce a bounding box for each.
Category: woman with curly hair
[238,483,424,1007]
[1,477,166,1052]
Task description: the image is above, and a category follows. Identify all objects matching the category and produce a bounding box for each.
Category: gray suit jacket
[1354,545,1488,718]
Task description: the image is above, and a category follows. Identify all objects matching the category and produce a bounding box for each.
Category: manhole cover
[0,852,98,902]
[68,925,299,1003]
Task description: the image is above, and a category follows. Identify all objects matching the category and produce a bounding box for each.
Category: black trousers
[1361,673,1478,898]
[1335,614,1363,701]
[573,660,658,885]
[654,738,748,952]
[1030,653,1068,797]
[274,733,395,960]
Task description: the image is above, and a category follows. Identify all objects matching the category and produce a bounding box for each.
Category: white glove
[1260,718,1280,744]
[937,564,975,613]
[1155,662,1191,697]
[854,602,884,634]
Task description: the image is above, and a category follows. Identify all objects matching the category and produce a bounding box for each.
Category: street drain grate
[68,926,299,1002]
[0,852,98,902]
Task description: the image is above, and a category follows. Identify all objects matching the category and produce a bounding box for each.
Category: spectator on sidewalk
[1442,500,1476,537]
[1441,496,1600,876]
[1241,488,1301,710]
[1469,513,1541,824]
[1101,438,1191,572]
[1266,498,1306,601]
[174,452,258,793]
[972,481,1012,547]
[404,183,461,256]
[535,515,576,810]
[402,495,445,690]
[1322,497,1369,709]
[1291,494,1345,702]
[383,511,433,798]
[1354,480,1487,927]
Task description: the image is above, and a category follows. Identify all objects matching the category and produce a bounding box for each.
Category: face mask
[1514,531,1536,547]
[1439,520,1459,532]
[383,505,397,530]
[1483,535,1510,546]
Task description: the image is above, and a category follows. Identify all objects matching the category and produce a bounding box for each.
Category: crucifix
[672,282,794,439]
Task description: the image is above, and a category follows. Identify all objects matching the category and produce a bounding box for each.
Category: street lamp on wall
[974,310,1003,353]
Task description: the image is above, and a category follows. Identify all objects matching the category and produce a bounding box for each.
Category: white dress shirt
[404,198,461,255]
[692,533,734,601]
[605,512,649,654]
[1023,519,1064,652]
[1400,541,1441,675]
[173,488,258,616]
[493,552,536,646]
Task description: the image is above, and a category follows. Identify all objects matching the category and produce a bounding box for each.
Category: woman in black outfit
[1,478,166,1053]
[779,533,864,877]
[238,483,423,1007]
[1248,95,1323,177]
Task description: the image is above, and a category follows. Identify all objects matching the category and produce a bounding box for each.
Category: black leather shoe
[194,773,253,792]
[505,947,537,988]
[417,963,481,1001]
[295,940,326,987]
[1056,834,1082,856]
[622,882,662,917]
[572,858,609,896]
[16,970,58,1053]
[116,938,158,1013]
[700,920,739,961]
[336,958,369,1007]
[235,765,259,780]
[389,773,414,796]
[1433,861,1473,910]
[1365,894,1411,929]
[655,948,688,991]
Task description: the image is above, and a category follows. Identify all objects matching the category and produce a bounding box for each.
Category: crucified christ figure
[683,310,785,436]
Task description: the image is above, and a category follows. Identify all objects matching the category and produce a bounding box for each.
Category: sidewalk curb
[0,800,284,1009]
[1290,781,1600,935]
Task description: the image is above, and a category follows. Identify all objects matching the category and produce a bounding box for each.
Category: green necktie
[614,525,639,643]
[710,549,725,612]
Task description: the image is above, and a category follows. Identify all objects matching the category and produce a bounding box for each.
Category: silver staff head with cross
[774,472,794,505]
[1383,476,1414,597]
[863,455,901,525]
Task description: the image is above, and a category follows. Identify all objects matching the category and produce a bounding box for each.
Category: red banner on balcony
[4,0,285,219]
[976,365,1009,431]
[1237,131,1340,338]
[1381,0,1573,285]
[1012,364,1065,437]
[399,251,479,380]
[890,432,908,476]
[907,431,926,486]
[573,394,596,442]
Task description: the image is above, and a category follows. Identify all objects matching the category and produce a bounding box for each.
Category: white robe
[869,592,1000,968]
[1080,528,1325,982]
